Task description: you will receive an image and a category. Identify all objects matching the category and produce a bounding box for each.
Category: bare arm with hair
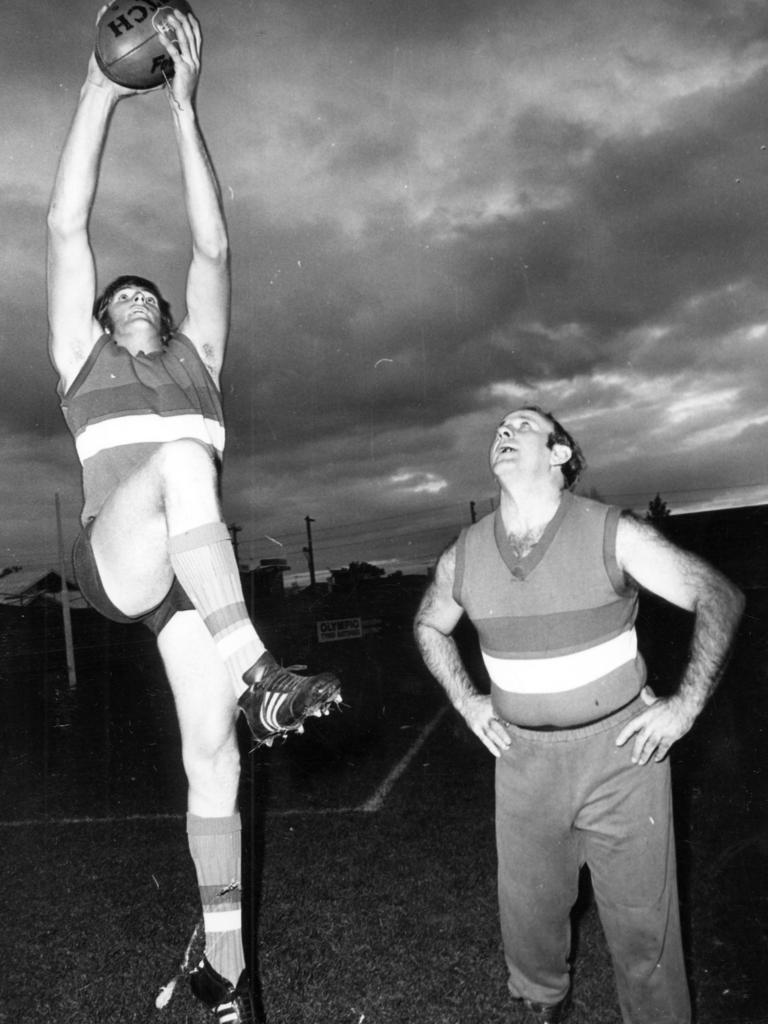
[614,513,745,765]
[414,543,512,758]
[46,57,130,391]
[163,13,230,382]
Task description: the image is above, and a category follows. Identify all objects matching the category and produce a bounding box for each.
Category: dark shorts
[72,519,195,637]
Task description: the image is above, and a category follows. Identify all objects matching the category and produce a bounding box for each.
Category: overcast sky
[3,0,768,582]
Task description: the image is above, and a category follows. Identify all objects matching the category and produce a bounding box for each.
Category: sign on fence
[317,617,363,642]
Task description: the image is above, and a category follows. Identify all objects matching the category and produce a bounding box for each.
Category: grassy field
[2,590,768,1023]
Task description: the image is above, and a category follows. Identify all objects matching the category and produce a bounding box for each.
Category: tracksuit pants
[495,695,691,1024]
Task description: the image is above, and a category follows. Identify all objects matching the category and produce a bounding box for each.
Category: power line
[232,498,482,547]
[4,479,767,576]
[235,483,768,560]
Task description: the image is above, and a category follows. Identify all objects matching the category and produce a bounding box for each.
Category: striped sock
[187,813,245,985]
[168,522,266,694]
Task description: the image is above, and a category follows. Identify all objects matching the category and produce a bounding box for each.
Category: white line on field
[0,812,185,827]
[0,706,449,828]
[357,705,448,813]
[0,808,359,826]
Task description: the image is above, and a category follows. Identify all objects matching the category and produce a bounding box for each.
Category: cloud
[3,0,768,572]
[389,469,448,494]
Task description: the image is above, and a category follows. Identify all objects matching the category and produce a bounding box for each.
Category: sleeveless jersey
[59,333,226,526]
[453,491,646,727]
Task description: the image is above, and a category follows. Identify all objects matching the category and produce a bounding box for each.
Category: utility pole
[55,493,77,691]
[304,515,316,589]
[228,523,242,568]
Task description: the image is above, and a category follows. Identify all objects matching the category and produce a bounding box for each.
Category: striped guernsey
[453,491,646,727]
[59,332,226,526]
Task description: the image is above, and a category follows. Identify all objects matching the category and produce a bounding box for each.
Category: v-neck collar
[493,490,573,582]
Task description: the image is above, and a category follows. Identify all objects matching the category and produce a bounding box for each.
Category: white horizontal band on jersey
[75,412,225,461]
[483,628,638,694]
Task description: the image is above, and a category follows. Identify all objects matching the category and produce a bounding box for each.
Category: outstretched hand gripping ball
[95,0,193,90]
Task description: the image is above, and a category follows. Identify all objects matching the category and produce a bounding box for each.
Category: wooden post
[304,515,316,589]
[55,493,78,691]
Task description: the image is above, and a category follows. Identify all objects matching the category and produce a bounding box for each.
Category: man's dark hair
[94,275,174,343]
[522,405,587,489]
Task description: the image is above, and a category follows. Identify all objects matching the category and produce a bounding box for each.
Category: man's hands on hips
[460,685,698,764]
[615,686,696,765]
[459,693,512,758]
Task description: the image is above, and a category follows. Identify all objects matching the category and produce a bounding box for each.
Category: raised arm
[46,57,125,391]
[163,12,230,380]
[614,513,745,764]
[414,542,512,757]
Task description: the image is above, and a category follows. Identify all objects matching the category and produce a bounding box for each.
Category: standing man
[414,405,744,1024]
[47,13,340,1023]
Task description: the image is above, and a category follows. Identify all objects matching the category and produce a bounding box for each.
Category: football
[95,0,194,91]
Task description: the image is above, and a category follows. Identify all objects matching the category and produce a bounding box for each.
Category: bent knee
[152,438,217,476]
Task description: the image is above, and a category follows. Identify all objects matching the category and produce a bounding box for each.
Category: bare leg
[91,437,341,746]
[158,610,245,984]
[159,609,240,816]
[91,439,222,617]
[91,439,267,697]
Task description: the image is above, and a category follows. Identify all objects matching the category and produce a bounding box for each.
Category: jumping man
[46,11,341,1022]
